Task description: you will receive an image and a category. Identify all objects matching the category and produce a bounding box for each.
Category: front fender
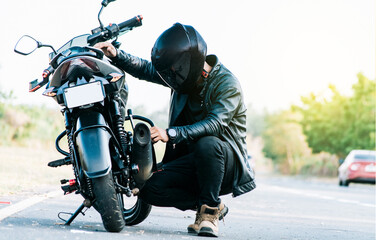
[75,111,112,178]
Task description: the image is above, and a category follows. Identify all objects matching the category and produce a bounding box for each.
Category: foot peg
[61,179,78,195]
[48,157,71,167]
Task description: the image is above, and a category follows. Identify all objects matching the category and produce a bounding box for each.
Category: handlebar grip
[118,15,143,31]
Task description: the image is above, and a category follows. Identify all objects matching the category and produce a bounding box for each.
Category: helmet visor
[156,52,191,92]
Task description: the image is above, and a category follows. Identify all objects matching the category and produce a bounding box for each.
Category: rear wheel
[119,194,152,226]
[92,173,125,232]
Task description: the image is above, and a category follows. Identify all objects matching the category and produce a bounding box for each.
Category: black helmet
[151,23,207,93]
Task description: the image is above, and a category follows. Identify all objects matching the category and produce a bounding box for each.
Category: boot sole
[198,227,218,237]
[187,226,198,234]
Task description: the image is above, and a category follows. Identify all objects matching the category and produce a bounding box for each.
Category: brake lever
[111,40,121,49]
[29,67,53,92]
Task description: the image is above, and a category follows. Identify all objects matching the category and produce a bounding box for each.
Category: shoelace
[194,212,202,225]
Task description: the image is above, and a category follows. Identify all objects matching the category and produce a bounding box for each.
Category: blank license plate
[63,81,104,108]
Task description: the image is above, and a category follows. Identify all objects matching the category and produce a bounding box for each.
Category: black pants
[139,136,235,211]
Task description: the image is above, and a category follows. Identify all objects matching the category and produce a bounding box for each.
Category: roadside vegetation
[0,90,70,195]
[249,73,375,176]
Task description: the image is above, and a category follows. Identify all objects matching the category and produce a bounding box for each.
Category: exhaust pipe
[131,122,154,188]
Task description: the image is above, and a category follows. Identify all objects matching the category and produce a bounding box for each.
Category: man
[95,23,255,237]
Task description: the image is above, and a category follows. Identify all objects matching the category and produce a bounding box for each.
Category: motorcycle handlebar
[87,15,142,46]
[118,15,143,31]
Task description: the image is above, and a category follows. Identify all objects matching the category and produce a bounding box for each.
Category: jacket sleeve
[110,49,169,87]
[172,79,242,144]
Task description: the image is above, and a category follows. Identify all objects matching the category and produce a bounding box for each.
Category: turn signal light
[42,87,57,97]
[108,72,124,82]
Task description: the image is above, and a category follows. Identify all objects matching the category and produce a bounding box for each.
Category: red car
[338,150,376,186]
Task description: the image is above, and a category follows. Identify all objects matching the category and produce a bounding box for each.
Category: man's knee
[194,136,225,162]
[195,136,223,152]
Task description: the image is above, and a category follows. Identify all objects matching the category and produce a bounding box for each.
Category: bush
[299,152,339,177]
[0,103,63,146]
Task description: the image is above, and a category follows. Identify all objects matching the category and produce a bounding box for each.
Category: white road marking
[263,185,376,208]
[70,230,94,234]
[0,191,61,221]
[229,209,375,224]
[337,199,359,204]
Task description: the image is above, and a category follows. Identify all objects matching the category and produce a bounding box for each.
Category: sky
[0,0,374,113]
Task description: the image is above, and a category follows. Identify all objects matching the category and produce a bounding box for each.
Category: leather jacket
[111,51,256,197]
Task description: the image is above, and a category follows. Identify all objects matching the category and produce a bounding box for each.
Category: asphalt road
[0,174,375,240]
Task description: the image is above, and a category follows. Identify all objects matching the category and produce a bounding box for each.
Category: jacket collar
[196,55,220,98]
[205,55,221,80]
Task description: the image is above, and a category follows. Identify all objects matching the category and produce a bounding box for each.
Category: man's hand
[93,42,117,58]
[150,126,169,143]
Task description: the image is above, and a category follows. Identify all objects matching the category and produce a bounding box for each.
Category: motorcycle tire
[92,172,125,232]
[122,196,152,226]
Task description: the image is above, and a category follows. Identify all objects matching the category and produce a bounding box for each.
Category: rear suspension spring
[115,115,128,154]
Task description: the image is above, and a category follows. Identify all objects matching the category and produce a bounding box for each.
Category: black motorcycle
[14,0,156,232]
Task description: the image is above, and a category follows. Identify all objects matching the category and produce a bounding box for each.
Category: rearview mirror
[101,0,116,7]
[98,0,116,30]
[338,158,344,166]
[14,35,40,55]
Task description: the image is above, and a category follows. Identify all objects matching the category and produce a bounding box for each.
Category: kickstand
[58,200,91,225]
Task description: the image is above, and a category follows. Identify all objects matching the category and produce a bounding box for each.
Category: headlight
[349,163,360,171]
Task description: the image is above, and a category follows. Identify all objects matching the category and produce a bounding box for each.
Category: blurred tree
[262,110,311,174]
[246,104,266,137]
[296,73,375,158]
[346,74,376,153]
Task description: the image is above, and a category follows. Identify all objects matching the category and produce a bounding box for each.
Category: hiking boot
[197,204,220,237]
[187,202,228,234]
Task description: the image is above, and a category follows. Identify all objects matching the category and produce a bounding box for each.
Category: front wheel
[92,173,125,232]
[339,179,349,187]
[119,194,152,226]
